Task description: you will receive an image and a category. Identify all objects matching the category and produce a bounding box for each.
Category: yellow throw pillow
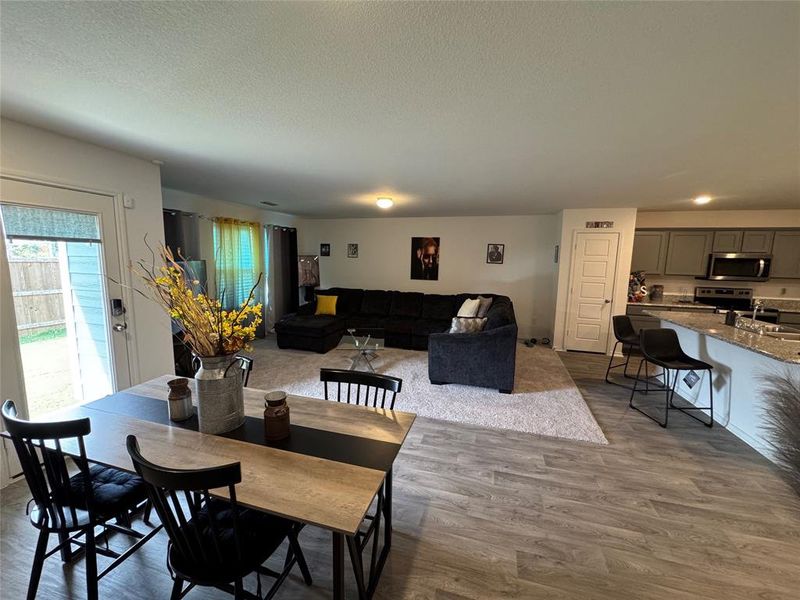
[315,295,338,316]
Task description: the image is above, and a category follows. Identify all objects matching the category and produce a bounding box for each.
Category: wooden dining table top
[12,375,416,536]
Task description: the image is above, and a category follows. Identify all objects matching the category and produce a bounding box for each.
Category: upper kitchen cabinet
[712,230,743,253]
[712,229,774,253]
[770,230,800,278]
[631,231,668,274]
[741,230,775,253]
[664,231,713,276]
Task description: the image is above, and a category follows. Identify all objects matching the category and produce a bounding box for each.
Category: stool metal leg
[630,361,673,428]
[604,341,621,383]
[668,369,714,427]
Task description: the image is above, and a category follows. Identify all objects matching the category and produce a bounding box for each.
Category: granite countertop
[628,296,710,309]
[629,295,800,313]
[763,298,800,312]
[644,310,800,365]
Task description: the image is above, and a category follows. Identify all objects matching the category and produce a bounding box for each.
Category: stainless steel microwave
[706,253,772,281]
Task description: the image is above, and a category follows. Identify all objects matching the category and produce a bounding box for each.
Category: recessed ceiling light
[376,197,394,209]
[693,195,712,205]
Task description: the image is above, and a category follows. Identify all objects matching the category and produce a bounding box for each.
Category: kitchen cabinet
[631,231,668,274]
[712,230,774,253]
[777,311,800,326]
[712,230,744,253]
[770,230,800,278]
[633,228,800,279]
[664,231,713,276]
[741,230,774,253]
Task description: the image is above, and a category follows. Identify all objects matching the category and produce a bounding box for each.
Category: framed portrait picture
[486,243,505,264]
[411,237,440,280]
[320,243,330,257]
[347,243,359,258]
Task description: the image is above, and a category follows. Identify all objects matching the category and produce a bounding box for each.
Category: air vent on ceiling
[260,201,279,207]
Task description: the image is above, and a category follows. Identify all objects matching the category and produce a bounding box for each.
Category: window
[213,219,262,310]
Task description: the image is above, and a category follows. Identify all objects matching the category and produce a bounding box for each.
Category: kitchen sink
[735,319,800,338]
[763,331,800,342]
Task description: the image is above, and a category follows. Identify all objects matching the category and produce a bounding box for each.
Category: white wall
[636,209,800,300]
[636,209,800,229]
[552,208,638,352]
[162,188,298,297]
[0,233,26,487]
[299,215,559,339]
[0,118,172,385]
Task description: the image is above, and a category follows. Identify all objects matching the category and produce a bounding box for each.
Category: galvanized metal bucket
[194,354,245,434]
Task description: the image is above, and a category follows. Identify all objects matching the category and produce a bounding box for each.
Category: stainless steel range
[694,286,779,323]
[694,286,753,311]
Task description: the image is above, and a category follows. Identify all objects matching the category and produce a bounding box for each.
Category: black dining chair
[126,435,312,600]
[320,368,402,410]
[319,368,402,597]
[629,328,714,428]
[1,400,160,600]
[192,355,253,387]
[604,315,642,384]
[238,356,254,387]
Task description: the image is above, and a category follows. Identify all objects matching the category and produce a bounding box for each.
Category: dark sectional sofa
[274,288,518,393]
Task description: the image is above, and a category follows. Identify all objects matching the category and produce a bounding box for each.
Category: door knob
[604,299,611,304]
[112,323,128,332]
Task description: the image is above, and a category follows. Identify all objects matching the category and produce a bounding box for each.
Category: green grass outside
[19,325,67,345]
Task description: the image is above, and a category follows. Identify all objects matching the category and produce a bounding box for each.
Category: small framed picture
[320,243,331,257]
[347,243,359,258]
[486,243,504,264]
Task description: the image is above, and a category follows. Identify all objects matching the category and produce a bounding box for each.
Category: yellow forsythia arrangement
[137,245,263,357]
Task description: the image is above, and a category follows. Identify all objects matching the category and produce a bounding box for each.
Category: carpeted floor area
[247,337,608,445]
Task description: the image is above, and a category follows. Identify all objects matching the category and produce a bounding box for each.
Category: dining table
[13,375,416,599]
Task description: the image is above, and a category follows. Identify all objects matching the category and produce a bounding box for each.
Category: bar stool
[604,315,641,385]
[629,328,714,428]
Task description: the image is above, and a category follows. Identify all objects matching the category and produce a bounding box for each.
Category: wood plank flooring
[2,351,798,599]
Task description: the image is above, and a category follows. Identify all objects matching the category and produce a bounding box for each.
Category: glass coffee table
[338,328,384,372]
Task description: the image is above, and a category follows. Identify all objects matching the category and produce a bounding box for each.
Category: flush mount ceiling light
[693,195,712,205]
[376,197,394,209]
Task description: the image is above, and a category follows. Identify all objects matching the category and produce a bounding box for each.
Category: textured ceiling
[1,1,798,217]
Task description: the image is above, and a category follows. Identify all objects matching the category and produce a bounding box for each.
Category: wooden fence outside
[9,258,65,330]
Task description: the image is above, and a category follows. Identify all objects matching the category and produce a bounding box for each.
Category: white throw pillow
[449,317,488,334]
[457,298,480,318]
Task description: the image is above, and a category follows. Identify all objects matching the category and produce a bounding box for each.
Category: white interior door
[565,231,619,353]
[0,177,130,416]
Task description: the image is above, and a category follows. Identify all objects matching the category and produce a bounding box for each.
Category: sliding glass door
[0,177,130,416]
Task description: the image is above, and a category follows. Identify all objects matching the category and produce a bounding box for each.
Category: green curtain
[213,218,263,315]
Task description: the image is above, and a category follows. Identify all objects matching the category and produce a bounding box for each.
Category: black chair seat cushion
[69,464,148,518]
[653,355,713,371]
[275,315,345,337]
[169,499,292,583]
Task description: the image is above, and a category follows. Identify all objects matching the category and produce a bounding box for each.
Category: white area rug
[247,339,608,445]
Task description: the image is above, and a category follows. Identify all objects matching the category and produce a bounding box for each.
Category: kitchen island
[644,310,800,459]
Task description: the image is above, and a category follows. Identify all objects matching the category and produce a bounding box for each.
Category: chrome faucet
[752,298,764,325]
